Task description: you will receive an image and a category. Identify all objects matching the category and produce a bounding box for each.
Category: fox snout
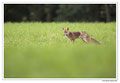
[64,30,68,33]
[63,27,69,34]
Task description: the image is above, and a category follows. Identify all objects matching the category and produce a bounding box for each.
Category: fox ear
[62,28,64,30]
[67,27,69,30]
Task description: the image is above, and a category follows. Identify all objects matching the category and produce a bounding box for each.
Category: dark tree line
[4,4,116,22]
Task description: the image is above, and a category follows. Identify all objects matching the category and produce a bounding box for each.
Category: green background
[4,22,116,78]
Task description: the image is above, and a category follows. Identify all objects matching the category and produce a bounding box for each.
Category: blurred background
[4,4,116,78]
[4,4,116,22]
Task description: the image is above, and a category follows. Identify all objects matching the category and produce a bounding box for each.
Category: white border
[2,0,118,4]
[2,3,4,81]
[0,0,119,82]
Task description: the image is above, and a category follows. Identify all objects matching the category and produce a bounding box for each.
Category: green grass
[4,22,116,78]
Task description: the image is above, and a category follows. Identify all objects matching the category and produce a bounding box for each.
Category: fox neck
[64,32,70,37]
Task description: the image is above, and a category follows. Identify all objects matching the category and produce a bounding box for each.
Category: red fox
[63,27,101,44]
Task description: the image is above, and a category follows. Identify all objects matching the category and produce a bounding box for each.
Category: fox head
[63,27,69,34]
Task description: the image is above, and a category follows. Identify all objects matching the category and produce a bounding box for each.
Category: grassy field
[4,22,116,78]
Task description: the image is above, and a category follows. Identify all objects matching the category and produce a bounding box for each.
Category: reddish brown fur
[63,28,100,44]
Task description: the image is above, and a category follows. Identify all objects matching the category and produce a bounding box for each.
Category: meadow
[4,22,116,78]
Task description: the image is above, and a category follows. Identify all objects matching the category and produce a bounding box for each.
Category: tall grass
[4,22,116,78]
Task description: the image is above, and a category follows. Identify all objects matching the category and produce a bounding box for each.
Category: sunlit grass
[4,22,116,78]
